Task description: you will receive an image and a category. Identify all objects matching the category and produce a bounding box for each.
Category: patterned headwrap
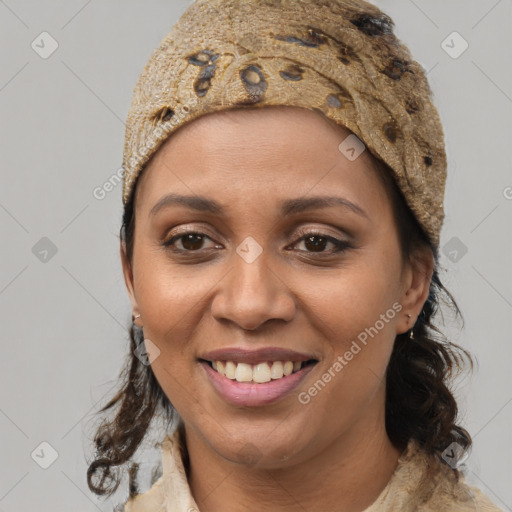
[122,0,447,250]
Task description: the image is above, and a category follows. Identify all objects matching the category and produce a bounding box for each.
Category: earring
[406,314,415,340]
[133,313,142,328]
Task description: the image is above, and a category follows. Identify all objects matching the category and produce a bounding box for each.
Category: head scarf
[121,0,447,250]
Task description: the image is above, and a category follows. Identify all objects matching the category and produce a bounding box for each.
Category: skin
[121,106,434,512]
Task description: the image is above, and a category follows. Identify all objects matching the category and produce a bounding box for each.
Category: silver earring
[133,313,142,328]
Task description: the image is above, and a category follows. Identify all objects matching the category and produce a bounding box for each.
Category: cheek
[296,257,400,393]
[298,273,398,434]
[133,247,218,338]
[300,259,401,343]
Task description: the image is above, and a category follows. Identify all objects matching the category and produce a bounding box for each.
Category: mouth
[199,358,318,384]
[199,356,319,407]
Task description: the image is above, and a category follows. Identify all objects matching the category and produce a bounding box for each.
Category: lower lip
[200,361,316,407]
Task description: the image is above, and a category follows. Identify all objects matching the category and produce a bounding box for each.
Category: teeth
[225,361,236,379]
[211,359,308,383]
[270,361,284,379]
[253,362,272,383]
[235,363,253,382]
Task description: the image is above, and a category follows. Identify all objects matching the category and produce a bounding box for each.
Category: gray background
[1,0,511,510]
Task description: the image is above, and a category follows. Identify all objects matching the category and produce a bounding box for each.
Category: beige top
[122,428,502,512]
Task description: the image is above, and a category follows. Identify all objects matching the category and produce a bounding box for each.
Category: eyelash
[161,228,351,256]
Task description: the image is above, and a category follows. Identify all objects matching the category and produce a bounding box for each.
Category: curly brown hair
[86,152,474,501]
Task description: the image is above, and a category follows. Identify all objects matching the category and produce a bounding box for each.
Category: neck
[185,396,403,512]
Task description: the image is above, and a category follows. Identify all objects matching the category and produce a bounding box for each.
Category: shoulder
[119,427,199,512]
[121,475,167,512]
[417,469,503,511]
[366,440,503,512]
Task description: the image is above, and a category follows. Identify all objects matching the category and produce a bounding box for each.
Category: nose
[210,250,296,331]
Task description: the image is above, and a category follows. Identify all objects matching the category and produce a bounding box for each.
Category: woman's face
[121,106,432,468]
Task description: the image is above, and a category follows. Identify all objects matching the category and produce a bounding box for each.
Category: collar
[122,424,199,512]
[122,428,496,512]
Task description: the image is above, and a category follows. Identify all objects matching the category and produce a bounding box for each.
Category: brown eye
[293,231,351,254]
[181,233,206,251]
[301,235,331,252]
[162,230,351,257]
[163,232,218,252]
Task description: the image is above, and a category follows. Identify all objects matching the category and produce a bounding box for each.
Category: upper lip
[199,347,318,365]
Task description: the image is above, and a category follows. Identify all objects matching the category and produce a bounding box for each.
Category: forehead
[134,106,390,214]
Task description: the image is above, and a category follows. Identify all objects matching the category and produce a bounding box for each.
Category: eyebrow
[149,193,369,220]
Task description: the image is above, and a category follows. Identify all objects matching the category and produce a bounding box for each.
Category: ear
[120,240,142,326]
[396,246,434,335]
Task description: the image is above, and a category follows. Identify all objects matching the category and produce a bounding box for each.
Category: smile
[200,358,318,407]
[206,359,317,383]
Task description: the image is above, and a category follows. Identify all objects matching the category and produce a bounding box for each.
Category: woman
[87,0,502,510]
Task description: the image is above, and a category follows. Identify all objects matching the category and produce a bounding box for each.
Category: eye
[162,231,219,252]
[161,229,351,255]
[291,230,351,254]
